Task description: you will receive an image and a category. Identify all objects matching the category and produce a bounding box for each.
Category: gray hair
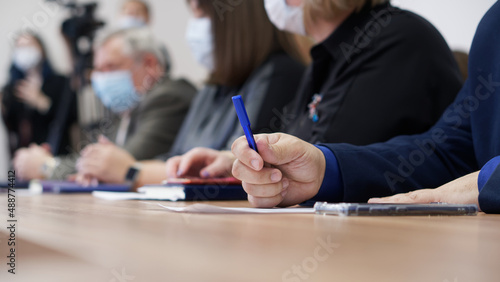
[95,27,171,73]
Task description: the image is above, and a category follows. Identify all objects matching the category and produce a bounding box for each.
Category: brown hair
[453,50,469,81]
[193,0,307,87]
[303,0,389,30]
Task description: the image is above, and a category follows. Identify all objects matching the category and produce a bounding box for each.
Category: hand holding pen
[231,95,327,208]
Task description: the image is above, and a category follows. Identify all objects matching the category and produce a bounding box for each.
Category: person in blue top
[229,1,500,213]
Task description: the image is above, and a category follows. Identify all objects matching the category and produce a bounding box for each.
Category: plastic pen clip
[232,95,258,152]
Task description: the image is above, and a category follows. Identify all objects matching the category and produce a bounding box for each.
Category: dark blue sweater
[320,1,500,209]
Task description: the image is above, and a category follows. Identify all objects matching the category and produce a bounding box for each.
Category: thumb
[200,158,231,178]
[98,135,112,145]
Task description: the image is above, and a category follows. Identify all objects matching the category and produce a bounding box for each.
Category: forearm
[329,129,477,202]
[134,160,167,191]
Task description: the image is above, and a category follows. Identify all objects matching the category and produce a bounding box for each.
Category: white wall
[0,0,207,86]
[0,0,496,86]
[394,0,496,52]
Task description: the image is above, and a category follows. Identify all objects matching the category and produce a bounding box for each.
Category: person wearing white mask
[74,0,307,189]
[118,0,150,29]
[162,0,466,182]
[1,32,72,155]
[13,28,196,182]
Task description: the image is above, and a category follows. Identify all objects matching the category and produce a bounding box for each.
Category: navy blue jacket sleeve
[309,145,343,202]
[478,156,500,213]
[320,1,500,203]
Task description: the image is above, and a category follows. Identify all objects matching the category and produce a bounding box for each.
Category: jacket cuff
[307,145,344,203]
[478,155,500,192]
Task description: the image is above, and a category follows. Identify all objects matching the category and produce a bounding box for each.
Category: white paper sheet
[92,188,186,201]
[156,203,314,214]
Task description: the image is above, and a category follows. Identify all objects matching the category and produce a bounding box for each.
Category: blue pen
[232,95,258,152]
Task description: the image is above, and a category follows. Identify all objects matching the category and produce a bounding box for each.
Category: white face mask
[264,0,306,36]
[118,15,147,29]
[13,46,42,72]
[185,17,214,71]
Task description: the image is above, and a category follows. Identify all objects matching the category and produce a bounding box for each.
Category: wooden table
[1,194,499,282]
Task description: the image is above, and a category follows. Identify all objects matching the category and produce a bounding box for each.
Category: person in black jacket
[1,32,73,156]
[163,0,463,179]
[275,0,462,145]
[230,1,500,213]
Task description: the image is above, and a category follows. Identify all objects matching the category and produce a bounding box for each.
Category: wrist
[124,162,143,188]
[41,157,59,179]
[308,145,343,203]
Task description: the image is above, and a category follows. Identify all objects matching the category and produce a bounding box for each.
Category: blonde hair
[303,0,389,28]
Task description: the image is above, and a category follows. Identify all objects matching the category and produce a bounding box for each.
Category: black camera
[47,0,105,84]
[61,2,105,44]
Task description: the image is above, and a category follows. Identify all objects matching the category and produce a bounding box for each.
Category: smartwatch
[125,163,143,185]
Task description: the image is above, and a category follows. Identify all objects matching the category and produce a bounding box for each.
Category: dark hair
[193,0,306,86]
[9,31,53,82]
[13,31,48,59]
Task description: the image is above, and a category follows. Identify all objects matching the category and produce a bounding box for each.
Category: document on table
[155,203,314,214]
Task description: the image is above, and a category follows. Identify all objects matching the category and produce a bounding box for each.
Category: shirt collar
[311,2,392,62]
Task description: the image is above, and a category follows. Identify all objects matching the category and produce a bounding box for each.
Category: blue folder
[33,180,130,193]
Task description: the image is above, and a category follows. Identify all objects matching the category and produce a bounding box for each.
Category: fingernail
[270,171,281,182]
[282,178,289,190]
[251,160,260,170]
[201,171,210,178]
[176,169,184,177]
[281,190,288,198]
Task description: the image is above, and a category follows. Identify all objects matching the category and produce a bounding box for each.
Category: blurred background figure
[116,0,172,74]
[1,32,73,156]
[13,28,196,181]
[118,0,150,29]
[74,0,308,187]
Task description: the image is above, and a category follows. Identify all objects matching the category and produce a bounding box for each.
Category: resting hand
[76,136,136,184]
[13,143,52,180]
[369,171,480,209]
[15,75,51,113]
[165,148,235,179]
[231,133,326,208]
